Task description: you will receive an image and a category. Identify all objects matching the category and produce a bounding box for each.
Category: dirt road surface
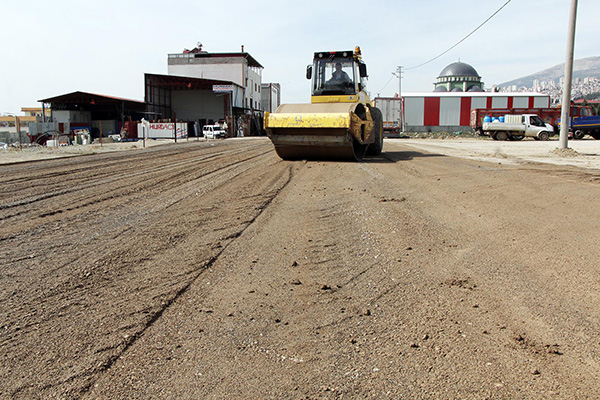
[2,138,600,399]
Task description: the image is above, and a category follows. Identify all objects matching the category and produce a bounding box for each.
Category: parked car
[202,124,226,139]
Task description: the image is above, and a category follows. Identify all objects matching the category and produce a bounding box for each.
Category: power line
[405,0,512,71]
[377,73,396,94]
[377,0,511,95]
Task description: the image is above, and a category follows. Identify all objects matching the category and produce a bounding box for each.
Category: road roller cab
[264,47,383,161]
[307,49,369,104]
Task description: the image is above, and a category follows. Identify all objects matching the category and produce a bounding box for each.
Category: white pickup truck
[483,114,554,141]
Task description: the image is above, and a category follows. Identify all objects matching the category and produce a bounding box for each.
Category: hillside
[499,56,600,88]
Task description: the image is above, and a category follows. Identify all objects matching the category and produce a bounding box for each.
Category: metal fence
[0,131,31,146]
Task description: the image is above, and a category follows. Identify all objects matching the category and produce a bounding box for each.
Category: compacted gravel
[1,137,600,399]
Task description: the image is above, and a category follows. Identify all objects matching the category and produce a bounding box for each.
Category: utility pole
[229,91,233,138]
[173,112,177,143]
[396,66,404,133]
[14,115,22,150]
[559,0,578,149]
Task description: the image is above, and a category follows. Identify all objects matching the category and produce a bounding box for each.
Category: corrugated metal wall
[440,97,461,126]
[404,97,424,127]
[171,90,225,122]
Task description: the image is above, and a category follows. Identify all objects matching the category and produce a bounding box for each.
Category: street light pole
[559,0,578,149]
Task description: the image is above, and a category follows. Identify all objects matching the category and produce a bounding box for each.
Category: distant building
[375,92,550,134]
[35,92,145,142]
[261,83,281,113]
[434,61,484,92]
[167,45,264,112]
[404,92,549,132]
[0,107,52,135]
[163,44,280,136]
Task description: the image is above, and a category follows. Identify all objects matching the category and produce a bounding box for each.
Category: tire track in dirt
[0,140,297,399]
[0,143,271,238]
[81,149,600,399]
[80,160,408,398]
[0,142,268,212]
[0,140,245,187]
[1,145,278,308]
[5,139,600,399]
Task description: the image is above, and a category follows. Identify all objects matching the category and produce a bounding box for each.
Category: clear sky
[1,0,598,114]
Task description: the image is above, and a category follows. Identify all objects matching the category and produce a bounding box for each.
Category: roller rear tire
[367,107,384,156]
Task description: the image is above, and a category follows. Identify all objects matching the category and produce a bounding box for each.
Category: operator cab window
[312,58,356,96]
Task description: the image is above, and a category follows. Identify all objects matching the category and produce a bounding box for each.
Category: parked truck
[470,105,593,137]
[569,114,600,140]
[483,114,555,141]
[373,97,402,136]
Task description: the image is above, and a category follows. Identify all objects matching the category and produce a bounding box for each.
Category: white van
[202,124,226,139]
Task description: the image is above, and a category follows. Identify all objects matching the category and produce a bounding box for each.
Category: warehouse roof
[38,91,145,112]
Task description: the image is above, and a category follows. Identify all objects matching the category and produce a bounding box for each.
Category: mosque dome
[433,60,484,92]
[438,62,480,79]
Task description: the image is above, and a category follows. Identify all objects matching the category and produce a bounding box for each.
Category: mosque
[433,60,484,92]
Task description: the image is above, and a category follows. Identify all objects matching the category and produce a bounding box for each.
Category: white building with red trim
[404,92,550,132]
[375,60,551,133]
[375,92,550,133]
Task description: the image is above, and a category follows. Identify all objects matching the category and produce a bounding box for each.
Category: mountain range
[498,56,600,88]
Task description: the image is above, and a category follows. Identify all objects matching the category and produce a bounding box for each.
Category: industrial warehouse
[4,44,281,146]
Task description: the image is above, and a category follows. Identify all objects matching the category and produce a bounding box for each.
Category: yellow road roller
[264,47,383,161]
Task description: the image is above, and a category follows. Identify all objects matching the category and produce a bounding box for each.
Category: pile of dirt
[550,147,580,157]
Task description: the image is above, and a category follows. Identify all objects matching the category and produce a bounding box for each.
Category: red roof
[573,99,600,104]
